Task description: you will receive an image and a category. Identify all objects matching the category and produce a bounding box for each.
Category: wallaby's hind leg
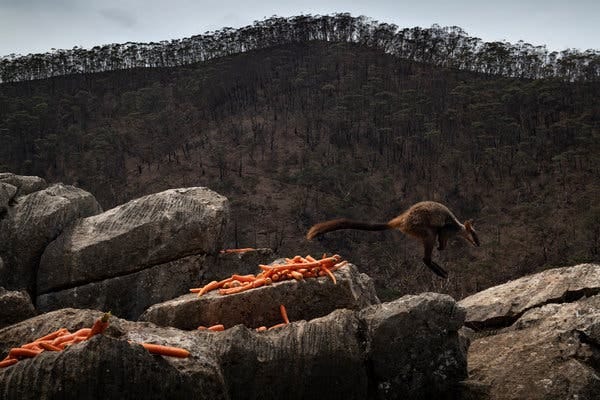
[422,234,448,279]
[437,230,449,251]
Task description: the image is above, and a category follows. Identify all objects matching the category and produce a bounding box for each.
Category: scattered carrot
[280,305,290,324]
[21,342,42,350]
[37,341,62,352]
[9,348,42,359]
[291,271,304,280]
[190,254,346,297]
[321,265,337,285]
[268,323,287,330]
[255,326,267,332]
[208,324,225,332]
[35,327,69,342]
[220,248,256,254]
[140,343,190,358]
[0,359,18,368]
[87,312,111,339]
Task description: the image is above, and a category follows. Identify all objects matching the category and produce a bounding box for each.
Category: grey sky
[0,0,598,57]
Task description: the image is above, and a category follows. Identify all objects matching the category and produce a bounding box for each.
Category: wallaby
[306,201,480,278]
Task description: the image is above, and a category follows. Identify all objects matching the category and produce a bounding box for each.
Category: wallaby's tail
[306,218,391,240]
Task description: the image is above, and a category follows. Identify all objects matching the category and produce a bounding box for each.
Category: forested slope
[1,41,598,299]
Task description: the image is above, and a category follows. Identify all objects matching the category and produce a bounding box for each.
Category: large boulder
[36,249,274,320]
[0,173,47,197]
[469,294,600,400]
[0,287,36,328]
[459,263,600,329]
[1,293,467,400]
[37,187,229,294]
[360,292,468,399]
[462,264,600,399]
[0,183,102,291]
[139,263,379,329]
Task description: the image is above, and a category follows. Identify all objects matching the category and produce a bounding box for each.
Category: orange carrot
[140,343,190,358]
[330,260,349,272]
[196,280,220,296]
[208,324,225,332]
[9,348,42,359]
[280,305,290,324]
[52,333,76,346]
[271,273,280,282]
[321,265,337,284]
[35,327,69,342]
[21,342,42,350]
[37,341,62,351]
[219,283,253,295]
[232,274,256,282]
[251,277,267,288]
[73,328,92,337]
[197,326,207,330]
[255,326,267,332]
[0,359,18,368]
[87,312,111,339]
[219,248,256,254]
[306,255,317,262]
[291,271,304,280]
[268,323,287,330]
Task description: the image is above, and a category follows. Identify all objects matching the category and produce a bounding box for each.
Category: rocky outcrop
[0,287,36,328]
[459,263,600,329]
[37,187,229,294]
[462,263,600,399]
[139,263,379,329]
[0,173,47,197]
[1,293,467,400]
[36,249,274,319]
[0,183,102,291]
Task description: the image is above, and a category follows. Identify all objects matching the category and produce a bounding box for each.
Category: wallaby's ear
[464,219,474,230]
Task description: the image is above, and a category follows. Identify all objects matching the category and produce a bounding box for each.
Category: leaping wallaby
[306,201,480,278]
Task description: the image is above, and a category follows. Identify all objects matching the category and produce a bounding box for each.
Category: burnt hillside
[1,41,599,299]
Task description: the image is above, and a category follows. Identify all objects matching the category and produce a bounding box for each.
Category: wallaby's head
[462,220,480,247]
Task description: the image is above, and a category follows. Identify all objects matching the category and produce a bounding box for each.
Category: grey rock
[139,263,380,329]
[459,263,600,329]
[38,187,229,294]
[0,173,47,197]
[36,249,274,320]
[1,292,467,400]
[360,292,468,399]
[0,184,102,291]
[0,287,36,328]
[0,182,17,213]
[468,294,600,400]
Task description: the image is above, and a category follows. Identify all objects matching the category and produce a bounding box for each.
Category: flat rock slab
[36,249,274,320]
[37,187,229,293]
[139,264,380,329]
[459,263,600,328]
[0,184,102,291]
[469,294,600,400]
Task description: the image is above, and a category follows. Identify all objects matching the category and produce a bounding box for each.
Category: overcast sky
[0,0,598,57]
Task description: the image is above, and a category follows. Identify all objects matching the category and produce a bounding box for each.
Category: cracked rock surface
[462,263,600,400]
[0,293,467,400]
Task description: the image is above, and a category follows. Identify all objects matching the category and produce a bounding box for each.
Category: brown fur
[306,201,480,278]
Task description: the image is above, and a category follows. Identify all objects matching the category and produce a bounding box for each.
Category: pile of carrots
[197,304,291,333]
[0,312,190,369]
[0,312,112,369]
[190,254,348,297]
